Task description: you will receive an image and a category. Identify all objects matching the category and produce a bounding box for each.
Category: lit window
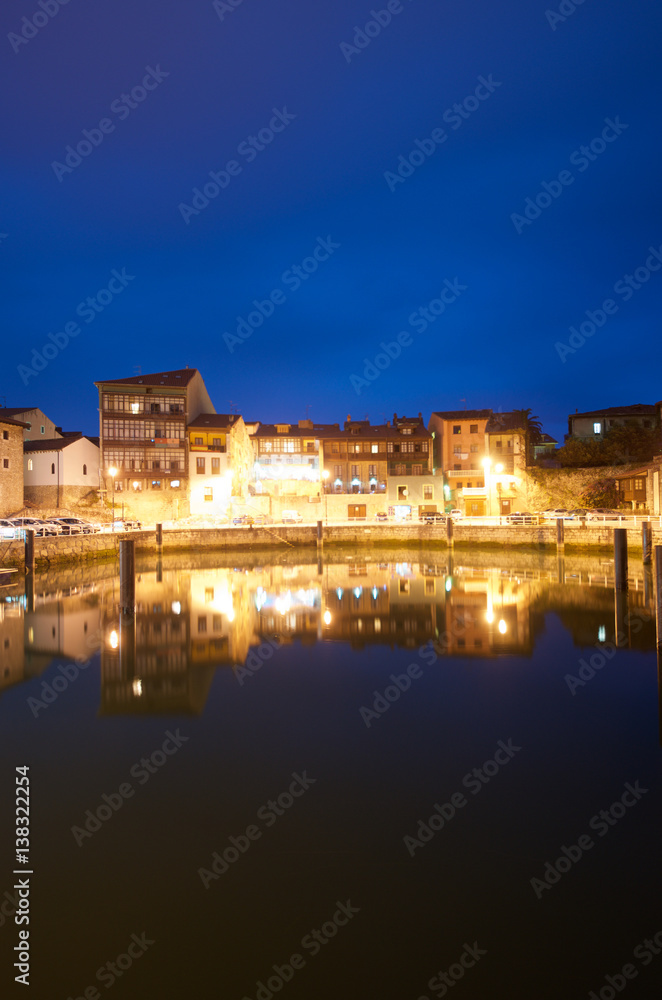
[593,422,601,434]
[170,480,180,488]
[27,459,33,471]
[204,487,213,502]
[371,444,379,453]
[453,425,461,434]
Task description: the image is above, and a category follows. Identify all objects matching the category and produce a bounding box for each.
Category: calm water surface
[1,549,661,999]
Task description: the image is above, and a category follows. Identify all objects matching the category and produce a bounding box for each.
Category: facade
[532,433,558,462]
[0,407,61,443]
[251,420,332,498]
[321,414,433,496]
[428,409,491,512]
[613,466,649,511]
[0,416,28,516]
[568,404,661,441]
[23,434,100,508]
[94,368,215,522]
[188,414,253,518]
[483,413,527,515]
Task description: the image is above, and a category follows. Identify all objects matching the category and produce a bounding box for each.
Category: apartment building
[568,403,661,441]
[94,368,215,521]
[251,420,334,497]
[0,407,61,443]
[322,413,433,495]
[188,414,253,517]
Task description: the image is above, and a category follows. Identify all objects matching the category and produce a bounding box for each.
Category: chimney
[347,414,351,422]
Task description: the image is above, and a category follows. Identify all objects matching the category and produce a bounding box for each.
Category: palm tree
[512,408,543,466]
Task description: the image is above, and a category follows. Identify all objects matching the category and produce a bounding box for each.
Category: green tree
[512,408,543,465]
[557,436,608,467]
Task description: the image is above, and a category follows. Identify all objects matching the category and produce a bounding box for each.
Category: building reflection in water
[0,557,657,716]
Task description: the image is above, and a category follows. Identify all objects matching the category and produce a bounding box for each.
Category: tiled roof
[0,414,29,429]
[95,369,199,387]
[430,409,493,421]
[572,404,658,419]
[0,407,38,417]
[24,433,96,453]
[613,465,650,479]
[188,414,240,430]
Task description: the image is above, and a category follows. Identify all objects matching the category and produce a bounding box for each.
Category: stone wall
[0,422,25,516]
[1,519,659,568]
[23,484,97,508]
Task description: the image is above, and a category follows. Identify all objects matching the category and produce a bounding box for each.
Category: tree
[512,408,543,465]
[580,477,619,509]
[557,436,608,467]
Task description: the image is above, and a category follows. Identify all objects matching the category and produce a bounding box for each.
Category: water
[1,549,661,999]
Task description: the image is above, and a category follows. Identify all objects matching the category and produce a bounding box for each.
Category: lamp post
[108,467,118,530]
[322,469,330,523]
[482,457,491,517]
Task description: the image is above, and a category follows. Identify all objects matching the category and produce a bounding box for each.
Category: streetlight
[482,457,491,517]
[322,470,330,524]
[108,467,117,530]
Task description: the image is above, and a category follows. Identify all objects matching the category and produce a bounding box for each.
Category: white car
[0,518,17,539]
[281,510,303,524]
[448,509,463,520]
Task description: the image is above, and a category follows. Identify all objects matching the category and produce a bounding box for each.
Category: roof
[430,409,493,421]
[613,465,650,479]
[539,433,557,444]
[253,423,341,438]
[0,415,29,429]
[24,433,97,453]
[0,407,38,418]
[95,368,199,388]
[571,404,658,419]
[188,414,240,430]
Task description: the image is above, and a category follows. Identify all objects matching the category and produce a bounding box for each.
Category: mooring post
[317,519,323,552]
[446,516,454,549]
[156,522,163,548]
[614,527,628,591]
[642,521,652,566]
[24,528,35,574]
[119,538,136,615]
[556,518,564,553]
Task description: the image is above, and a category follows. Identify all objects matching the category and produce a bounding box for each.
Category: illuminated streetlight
[109,630,119,649]
[323,610,332,625]
[498,619,507,634]
[495,463,504,474]
[108,466,118,530]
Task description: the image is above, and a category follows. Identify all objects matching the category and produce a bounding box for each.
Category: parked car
[448,509,464,520]
[48,516,100,534]
[0,518,17,539]
[250,514,272,525]
[375,512,389,522]
[281,510,303,524]
[109,519,142,531]
[10,517,61,536]
[506,511,539,524]
[585,509,624,521]
[541,509,575,520]
[232,515,254,526]
[419,511,447,524]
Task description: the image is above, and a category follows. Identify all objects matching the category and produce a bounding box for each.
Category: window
[150,403,161,413]
[40,426,45,434]
[332,442,339,453]
[470,424,478,433]
[477,480,484,488]
[593,422,601,434]
[371,444,379,453]
[204,487,213,502]
[453,425,461,434]
[196,457,205,475]
[395,465,406,476]
[132,481,142,491]
[197,616,207,633]
[170,480,180,488]
[211,458,220,475]
[2,431,8,440]
[212,437,222,447]
[423,485,433,499]
[412,465,422,475]
[470,444,478,453]
[466,482,472,488]
[194,436,203,445]
[495,440,502,448]
[334,464,342,478]
[27,459,33,471]
[351,443,361,453]
[634,479,644,490]
[350,464,359,478]
[2,459,8,469]
[368,464,376,477]
[457,482,463,489]
[151,480,162,489]
[82,464,87,475]
[26,423,31,430]
[454,445,461,455]
[152,461,161,470]
[51,463,55,474]
[453,464,461,470]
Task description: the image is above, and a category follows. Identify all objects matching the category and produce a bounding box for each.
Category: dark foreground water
[1,550,661,999]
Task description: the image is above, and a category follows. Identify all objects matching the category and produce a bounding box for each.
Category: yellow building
[187,414,253,518]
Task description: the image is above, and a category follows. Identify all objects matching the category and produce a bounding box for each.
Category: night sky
[2,0,661,444]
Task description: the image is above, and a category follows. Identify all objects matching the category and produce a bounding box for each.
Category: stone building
[0,415,28,516]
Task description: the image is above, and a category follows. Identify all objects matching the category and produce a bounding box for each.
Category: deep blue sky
[2,0,661,444]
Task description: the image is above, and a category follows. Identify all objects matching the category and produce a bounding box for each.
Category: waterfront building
[0,414,28,516]
[188,413,253,517]
[94,367,215,522]
[24,433,100,508]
